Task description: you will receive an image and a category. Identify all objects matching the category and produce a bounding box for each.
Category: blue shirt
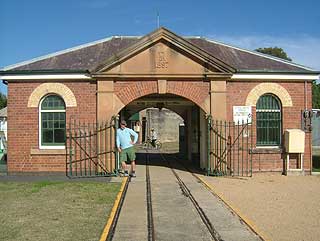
[116,127,138,149]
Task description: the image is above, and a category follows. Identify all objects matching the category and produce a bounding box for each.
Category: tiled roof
[2,33,314,73]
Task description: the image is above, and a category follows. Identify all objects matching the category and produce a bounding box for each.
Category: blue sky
[1,0,320,94]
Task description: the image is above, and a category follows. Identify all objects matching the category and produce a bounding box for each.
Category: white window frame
[39,95,66,150]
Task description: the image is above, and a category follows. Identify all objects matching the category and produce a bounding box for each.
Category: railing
[207,116,253,177]
[66,117,119,178]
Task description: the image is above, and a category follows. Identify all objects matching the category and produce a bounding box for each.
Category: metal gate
[207,116,253,177]
[66,117,119,178]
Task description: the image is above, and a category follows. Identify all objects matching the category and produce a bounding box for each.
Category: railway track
[159,153,224,241]
[146,150,155,241]
[169,154,265,241]
[106,151,263,241]
[105,176,130,241]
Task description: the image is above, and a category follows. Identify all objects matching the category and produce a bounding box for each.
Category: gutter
[236,69,320,75]
[0,69,92,83]
[0,69,90,75]
[232,69,320,81]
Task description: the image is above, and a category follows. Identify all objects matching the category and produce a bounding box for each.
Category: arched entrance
[67,28,233,177]
[117,93,208,169]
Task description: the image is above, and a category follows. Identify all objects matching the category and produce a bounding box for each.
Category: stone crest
[156,51,168,69]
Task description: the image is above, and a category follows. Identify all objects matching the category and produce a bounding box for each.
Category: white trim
[203,37,315,71]
[39,95,66,150]
[231,74,319,80]
[39,145,65,150]
[0,74,92,80]
[2,73,318,81]
[41,109,66,113]
[255,146,281,148]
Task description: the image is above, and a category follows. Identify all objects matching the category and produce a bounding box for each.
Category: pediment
[92,28,235,77]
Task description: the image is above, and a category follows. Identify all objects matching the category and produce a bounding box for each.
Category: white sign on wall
[233,106,252,124]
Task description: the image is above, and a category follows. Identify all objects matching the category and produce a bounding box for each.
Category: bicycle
[142,137,162,150]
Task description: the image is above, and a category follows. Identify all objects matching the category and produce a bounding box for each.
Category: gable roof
[1,27,317,74]
[92,28,235,74]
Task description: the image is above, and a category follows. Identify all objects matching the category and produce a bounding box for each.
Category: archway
[117,93,208,169]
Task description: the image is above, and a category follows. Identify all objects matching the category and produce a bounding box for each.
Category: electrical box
[284,129,305,153]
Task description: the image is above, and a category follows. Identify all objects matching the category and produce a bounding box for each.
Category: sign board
[233,106,252,124]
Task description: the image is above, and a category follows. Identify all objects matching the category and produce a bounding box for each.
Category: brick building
[0,28,319,175]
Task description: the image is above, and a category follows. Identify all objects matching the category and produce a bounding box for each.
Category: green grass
[0,181,121,241]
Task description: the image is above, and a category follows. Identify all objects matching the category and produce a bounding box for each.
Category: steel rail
[145,150,156,241]
[172,155,265,241]
[106,176,130,241]
[159,153,223,241]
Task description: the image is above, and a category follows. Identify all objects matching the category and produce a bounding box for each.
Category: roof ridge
[1,36,141,71]
[1,33,315,72]
[200,37,315,71]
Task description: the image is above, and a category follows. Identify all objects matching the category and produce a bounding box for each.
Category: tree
[256,46,320,108]
[0,93,6,109]
[255,47,292,61]
[312,81,320,109]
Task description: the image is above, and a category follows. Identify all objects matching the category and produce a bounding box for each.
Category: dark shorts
[120,146,136,163]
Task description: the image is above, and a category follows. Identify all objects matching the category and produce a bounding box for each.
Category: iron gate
[66,117,119,178]
[207,116,253,177]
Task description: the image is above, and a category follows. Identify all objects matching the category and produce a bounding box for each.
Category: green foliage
[255,47,292,61]
[0,93,7,109]
[312,81,320,109]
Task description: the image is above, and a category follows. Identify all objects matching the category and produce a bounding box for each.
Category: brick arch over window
[114,81,210,112]
[28,83,77,107]
[245,83,293,107]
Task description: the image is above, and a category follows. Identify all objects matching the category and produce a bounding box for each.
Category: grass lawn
[0,181,121,241]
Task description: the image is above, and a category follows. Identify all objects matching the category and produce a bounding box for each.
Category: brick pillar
[97,80,125,172]
[186,107,192,161]
[97,80,125,122]
[97,80,115,123]
[210,80,227,120]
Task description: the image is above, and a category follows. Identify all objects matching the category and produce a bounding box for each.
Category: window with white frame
[40,95,66,147]
[256,94,282,146]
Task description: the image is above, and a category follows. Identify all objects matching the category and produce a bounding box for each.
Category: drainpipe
[207,115,211,176]
[305,80,312,174]
[304,80,307,110]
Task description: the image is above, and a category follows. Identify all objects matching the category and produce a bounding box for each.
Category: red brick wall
[8,79,312,174]
[167,81,209,107]
[227,81,312,173]
[114,81,158,105]
[114,80,210,107]
[7,81,96,174]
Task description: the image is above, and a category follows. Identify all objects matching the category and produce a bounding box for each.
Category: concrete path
[112,154,262,241]
[112,164,148,241]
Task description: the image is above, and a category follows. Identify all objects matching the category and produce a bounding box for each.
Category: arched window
[40,95,66,148]
[256,94,281,146]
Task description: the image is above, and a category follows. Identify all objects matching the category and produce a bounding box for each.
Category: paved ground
[112,155,261,241]
[202,173,320,241]
[3,153,318,241]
